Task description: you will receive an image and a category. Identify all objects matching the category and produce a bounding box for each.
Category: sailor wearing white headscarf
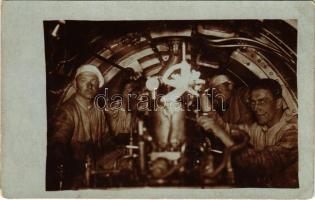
[48,64,113,189]
[209,74,233,88]
[208,74,253,124]
[75,64,105,88]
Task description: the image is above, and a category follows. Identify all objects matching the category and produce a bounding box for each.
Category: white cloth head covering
[209,74,233,87]
[75,64,104,88]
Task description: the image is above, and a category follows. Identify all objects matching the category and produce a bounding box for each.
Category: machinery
[45,20,297,189]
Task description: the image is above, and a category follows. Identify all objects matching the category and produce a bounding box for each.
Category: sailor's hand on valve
[197,116,217,132]
[197,116,234,147]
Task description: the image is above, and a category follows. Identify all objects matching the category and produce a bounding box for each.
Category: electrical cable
[202,130,249,178]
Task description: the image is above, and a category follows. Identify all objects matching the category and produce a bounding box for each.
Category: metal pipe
[138,120,146,176]
[92,52,125,70]
[205,43,294,64]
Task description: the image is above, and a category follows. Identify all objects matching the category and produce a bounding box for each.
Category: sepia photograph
[2,1,314,198]
[44,20,299,190]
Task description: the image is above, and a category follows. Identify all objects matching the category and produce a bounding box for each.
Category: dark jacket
[48,96,112,164]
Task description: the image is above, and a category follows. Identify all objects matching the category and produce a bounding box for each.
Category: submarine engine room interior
[45,20,297,189]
